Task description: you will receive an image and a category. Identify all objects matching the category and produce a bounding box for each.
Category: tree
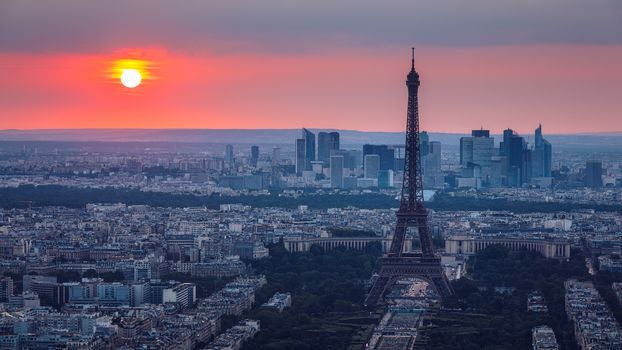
[84,269,98,278]
[100,270,125,282]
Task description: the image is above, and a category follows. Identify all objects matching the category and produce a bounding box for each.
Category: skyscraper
[459,137,474,166]
[521,147,533,185]
[271,147,281,166]
[318,132,340,164]
[500,128,516,157]
[303,128,315,170]
[423,141,443,188]
[503,132,533,187]
[420,131,430,157]
[225,144,234,163]
[378,170,394,188]
[363,144,395,170]
[295,128,315,174]
[364,154,380,179]
[393,145,405,171]
[330,155,344,188]
[250,145,259,167]
[532,124,552,178]
[295,139,305,175]
[510,132,527,187]
[585,160,603,188]
[471,130,494,169]
[460,130,494,185]
[347,150,363,169]
[471,129,490,138]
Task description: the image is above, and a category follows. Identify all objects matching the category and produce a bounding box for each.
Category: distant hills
[0,128,621,150]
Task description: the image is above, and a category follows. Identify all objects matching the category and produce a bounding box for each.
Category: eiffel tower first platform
[365,49,454,306]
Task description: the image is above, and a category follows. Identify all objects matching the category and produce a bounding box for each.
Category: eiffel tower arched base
[364,254,454,306]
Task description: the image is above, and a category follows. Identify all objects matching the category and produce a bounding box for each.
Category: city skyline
[1,2,622,350]
[1,1,621,133]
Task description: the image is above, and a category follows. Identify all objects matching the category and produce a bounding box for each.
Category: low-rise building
[532,325,559,350]
[445,234,570,260]
[597,254,622,273]
[565,279,622,349]
[262,292,291,312]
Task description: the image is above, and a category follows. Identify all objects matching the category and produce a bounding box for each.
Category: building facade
[445,234,570,260]
[318,132,340,164]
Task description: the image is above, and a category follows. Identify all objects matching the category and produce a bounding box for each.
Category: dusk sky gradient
[1,0,621,133]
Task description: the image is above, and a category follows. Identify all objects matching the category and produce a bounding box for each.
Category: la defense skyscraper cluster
[459,124,552,188]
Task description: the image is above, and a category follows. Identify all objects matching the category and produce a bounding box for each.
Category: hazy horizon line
[1,127,621,136]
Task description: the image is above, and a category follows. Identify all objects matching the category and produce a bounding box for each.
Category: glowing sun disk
[108,57,153,89]
[120,69,142,88]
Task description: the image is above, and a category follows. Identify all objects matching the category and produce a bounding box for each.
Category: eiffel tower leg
[365,275,398,306]
[365,276,388,306]
[388,217,409,257]
[430,272,454,300]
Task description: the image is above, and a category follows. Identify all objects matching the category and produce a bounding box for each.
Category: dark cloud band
[1,0,621,53]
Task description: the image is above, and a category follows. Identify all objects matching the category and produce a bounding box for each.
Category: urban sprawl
[0,127,621,350]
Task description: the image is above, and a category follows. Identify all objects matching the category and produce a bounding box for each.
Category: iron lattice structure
[365,49,454,306]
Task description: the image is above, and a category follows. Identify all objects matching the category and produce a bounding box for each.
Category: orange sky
[1,45,621,133]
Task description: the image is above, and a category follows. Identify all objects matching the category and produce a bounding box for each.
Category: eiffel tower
[365,49,454,306]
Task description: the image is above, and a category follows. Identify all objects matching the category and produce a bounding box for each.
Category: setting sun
[108,56,153,89]
[120,69,142,88]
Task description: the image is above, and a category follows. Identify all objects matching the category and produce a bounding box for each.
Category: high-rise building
[500,128,516,157]
[296,128,315,174]
[364,154,380,179]
[461,130,494,167]
[327,149,362,171]
[460,130,494,186]
[347,150,363,169]
[295,139,305,175]
[318,132,340,164]
[225,144,234,163]
[302,128,315,170]
[393,145,405,171]
[497,128,516,182]
[508,135,527,187]
[330,155,344,188]
[532,124,552,178]
[585,160,603,188]
[522,147,533,185]
[363,144,394,170]
[378,170,394,188]
[423,141,443,188]
[420,131,430,157]
[250,145,259,167]
[503,132,535,187]
[471,129,490,138]
[271,147,281,165]
[471,131,494,169]
[459,137,474,166]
